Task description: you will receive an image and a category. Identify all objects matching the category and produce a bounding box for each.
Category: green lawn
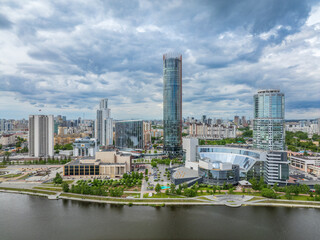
[33,187,62,192]
[247,197,265,202]
[258,200,320,206]
[17,174,32,180]
[1,174,22,178]
[230,192,262,196]
[279,195,315,201]
[0,187,57,195]
[144,193,184,198]
[61,193,200,203]
[42,180,74,186]
[124,193,140,198]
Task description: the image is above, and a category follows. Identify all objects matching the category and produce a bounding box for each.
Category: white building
[28,115,54,157]
[286,119,320,137]
[73,138,98,157]
[183,137,199,171]
[95,99,113,146]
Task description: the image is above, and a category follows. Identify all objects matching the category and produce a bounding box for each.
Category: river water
[0,193,320,240]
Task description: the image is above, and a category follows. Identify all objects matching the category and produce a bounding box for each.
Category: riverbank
[2,186,320,209]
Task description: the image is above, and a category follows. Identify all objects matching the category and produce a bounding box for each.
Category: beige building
[290,155,320,176]
[0,134,16,146]
[189,123,236,139]
[63,151,131,178]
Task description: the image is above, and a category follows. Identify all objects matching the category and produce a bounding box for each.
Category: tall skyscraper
[253,90,288,185]
[95,98,113,146]
[163,53,182,157]
[28,115,54,157]
[253,89,285,150]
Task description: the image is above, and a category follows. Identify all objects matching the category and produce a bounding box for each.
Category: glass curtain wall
[163,53,182,157]
[253,90,285,151]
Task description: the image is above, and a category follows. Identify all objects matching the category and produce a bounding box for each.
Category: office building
[163,53,182,157]
[73,138,98,157]
[173,138,289,186]
[63,151,131,178]
[253,89,288,185]
[264,151,289,185]
[253,89,285,151]
[115,120,144,149]
[29,115,54,157]
[95,98,113,146]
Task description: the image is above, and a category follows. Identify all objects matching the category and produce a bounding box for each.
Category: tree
[53,173,63,184]
[145,169,148,175]
[222,182,227,190]
[155,183,161,194]
[314,184,320,195]
[228,187,234,194]
[249,178,259,190]
[62,182,69,192]
[299,184,310,194]
[183,188,196,197]
[273,183,279,192]
[170,183,176,194]
[261,188,277,199]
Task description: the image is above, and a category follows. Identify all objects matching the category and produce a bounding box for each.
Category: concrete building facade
[63,151,131,178]
[95,98,113,146]
[28,115,54,157]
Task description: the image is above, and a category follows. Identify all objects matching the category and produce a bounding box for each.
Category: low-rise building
[63,151,131,178]
[0,134,16,146]
[290,155,320,176]
[189,123,236,139]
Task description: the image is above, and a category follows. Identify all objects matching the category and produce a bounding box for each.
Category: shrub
[261,188,277,199]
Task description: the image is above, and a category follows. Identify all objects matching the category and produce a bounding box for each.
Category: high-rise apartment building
[95,98,113,146]
[28,115,54,157]
[253,89,285,151]
[163,53,182,157]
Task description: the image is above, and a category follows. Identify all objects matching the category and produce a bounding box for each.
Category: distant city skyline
[0,1,320,120]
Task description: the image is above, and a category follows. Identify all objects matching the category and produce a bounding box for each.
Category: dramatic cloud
[0,0,319,120]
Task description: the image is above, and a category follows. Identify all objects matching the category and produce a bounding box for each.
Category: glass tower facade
[163,53,182,157]
[115,120,144,149]
[253,90,285,151]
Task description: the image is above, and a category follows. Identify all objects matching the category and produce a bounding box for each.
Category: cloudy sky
[0,0,320,121]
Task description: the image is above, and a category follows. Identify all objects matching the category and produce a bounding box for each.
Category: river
[0,193,320,240]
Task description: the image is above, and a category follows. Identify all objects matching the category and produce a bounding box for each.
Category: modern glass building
[252,89,288,185]
[197,146,265,181]
[163,53,182,157]
[115,120,144,149]
[253,89,285,151]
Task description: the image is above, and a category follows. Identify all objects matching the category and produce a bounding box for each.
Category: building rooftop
[172,167,198,179]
